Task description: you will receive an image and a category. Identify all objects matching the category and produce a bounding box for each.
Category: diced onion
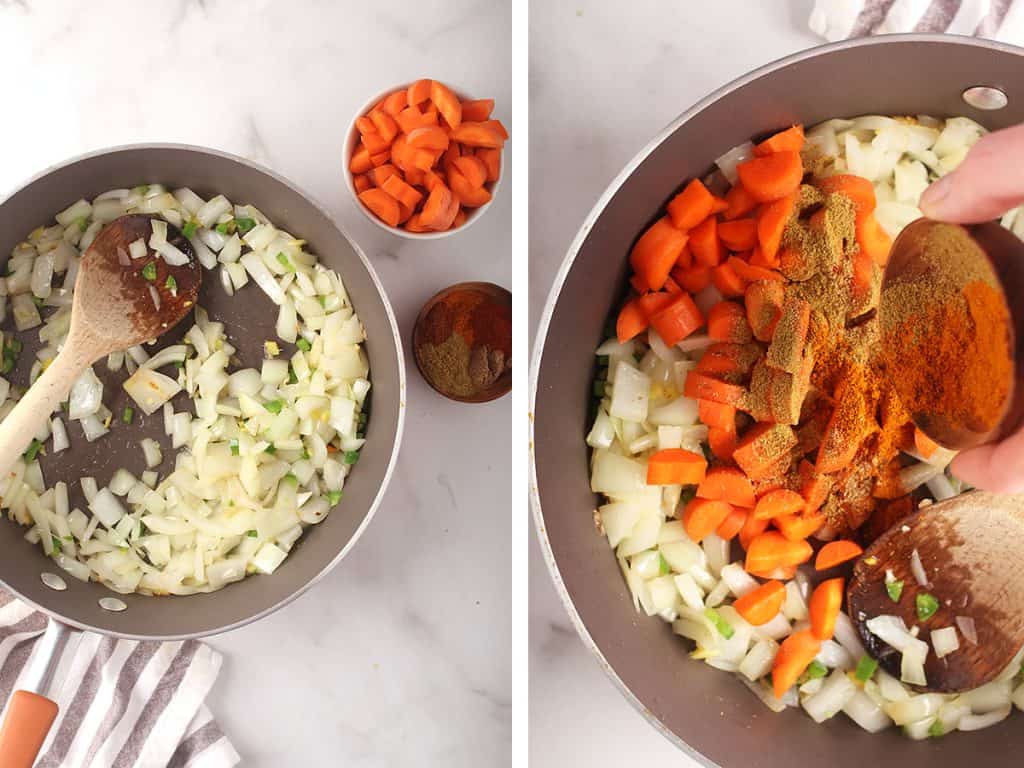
[910,548,929,587]
[715,141,755,185]
[956,616,978,645]
[123,368,182,415]
[931,626,960,658]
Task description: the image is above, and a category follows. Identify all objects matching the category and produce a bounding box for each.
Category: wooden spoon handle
[0,337,94,481]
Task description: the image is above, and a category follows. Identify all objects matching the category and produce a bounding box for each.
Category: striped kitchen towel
[0,591,239,768]
[809,0,1024,43]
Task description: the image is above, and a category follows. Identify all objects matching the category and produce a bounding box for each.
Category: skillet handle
[0,690,58,768]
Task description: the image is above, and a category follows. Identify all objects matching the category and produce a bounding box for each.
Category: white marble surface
[0,1,512,766]
[529,2,818,766]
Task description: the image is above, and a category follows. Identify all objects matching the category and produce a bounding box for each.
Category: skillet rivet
[98,597,127,612]
[963,86,1008,111]
[40,572,67,591]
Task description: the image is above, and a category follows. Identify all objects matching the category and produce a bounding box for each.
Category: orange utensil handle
[0,690,58,768]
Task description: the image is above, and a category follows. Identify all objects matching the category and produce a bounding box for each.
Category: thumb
[951,424,1024,494]
[919,123,1024,224]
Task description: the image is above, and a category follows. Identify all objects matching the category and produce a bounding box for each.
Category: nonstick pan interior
[532,35,1024,768]
[0,145,404,640]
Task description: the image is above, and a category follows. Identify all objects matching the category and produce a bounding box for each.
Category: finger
[919,123,1024,224]
[951,424,1024,493]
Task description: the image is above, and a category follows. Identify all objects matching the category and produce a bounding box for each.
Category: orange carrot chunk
[357,188,401,228]
[629,217,689,292]
[772,630,821,698]
[406,126,451,151]
[683,372,746,407]
[723,183,758,220]
[753,489,805,521]
[673,265,712,294]
[461,98,495,122]
[758,191,797,262]
[453,155,488,188]
[477,148,502,182]
[733,580,786,626]
[715,506,748,540]
[774,512,826,542]
[745,531,813,574]
[754,125,805,156]
[914,427,940,459]
[420,183,454,230]
[816,174,876,216]
[353,174,372,194]
[809,577,844,641]
[395,105,438,134]
[734,424,798,480]
[649,292,704,346]
[381,174,424,212]
[682,498,734,543]
[738,513,770,551]
[697,466,756,508]
[745,280,785,342]
[430,80,462,129]
[449,167,493,208]
[698,400,736,431]
[815,540,864,571]
[370,110,400,143]
[666,179,715,231]
[707,301,753,344]
[382,90,408,117]
[708,424,738,462]
[856,213,893,266]
[349,144,373,175]
[718,219,758,251]
[711,261,748,299]
[449,121,506,148]
[736,151,803,203]
[689,216,726,267]
[646,449,708,486]
[616,298,649,343]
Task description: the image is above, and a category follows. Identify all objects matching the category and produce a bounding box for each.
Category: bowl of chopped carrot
[344,79,507,238]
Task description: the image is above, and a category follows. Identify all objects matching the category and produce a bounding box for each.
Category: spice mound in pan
[413,282,512,402]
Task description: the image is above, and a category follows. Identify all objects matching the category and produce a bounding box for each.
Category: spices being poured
[879,222,1013,442]
[413,282,512,401]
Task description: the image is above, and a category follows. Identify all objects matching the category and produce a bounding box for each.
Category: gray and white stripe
[810,0,1022,42]
[0,590,238,768]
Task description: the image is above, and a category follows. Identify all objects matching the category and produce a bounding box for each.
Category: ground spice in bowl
[413,282,512,402]
[879,222,1013,447]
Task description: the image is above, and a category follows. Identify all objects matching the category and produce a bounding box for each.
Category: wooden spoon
[0,214,200,479]
[847,490,1024,692]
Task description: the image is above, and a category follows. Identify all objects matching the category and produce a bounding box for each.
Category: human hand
[918,124,1024,493]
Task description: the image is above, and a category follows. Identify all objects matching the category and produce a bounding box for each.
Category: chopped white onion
[910,548,929,587]
[955,616,978,645]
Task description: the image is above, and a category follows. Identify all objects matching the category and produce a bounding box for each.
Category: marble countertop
[0,1,512,766]
[529,2,819,765]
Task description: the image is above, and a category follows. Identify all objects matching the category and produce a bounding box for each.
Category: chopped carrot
[664,275,682,294]
[809,578,844,641]
[452,209,467,228]
[758,191,797,262]
[850,247,875,307]
[356,116,377,136]
[689,216,726,267]
[715,506,748,541]
[682,498,734,543]
[816,174,875,216]
[738,512,770,551]
[482,119,509,140]
[420,183,454,230]
[629,217,689,292]
[404,213,430,233]
[452,155,488,188]
[749,244,780,269]
[718,219,758,251]
[745,531,813,574]
[708,424,738,462]
[772,630,821,698]
[699,400,735,431]
[754,125,805,156]
[406,126,450,151]
[711,261,748,299]
[744,279,785,342]
[683,372,746,407]
[382,90,408,117]
[649,292,704,346]
[421,169,445,191]
[449,167,493,208]
[395,105,437,134]
[736,151,803,203]
[370,164,399,187]
[429,80,462,129]
[407,79,432,106]
[370,110,399,143]
[361,129,391,156]
[856,213,893,266]
[723,183,758,220]
[616,298,649,343]
[675,242,693,270]
[697,466,756,508]
[749,564,798,580]
[673,265,712,294]
[774,512,825,541]
[733,580,786,626]
[710,196,729,214]
[449,121,506,148]
[357,189,401,228]
[349,144,373,175]
[629,274,647,295]
[734,424,797,480]
[914,427,939,459]
[370,151,391,167]
[477,148,502,182]
[353,174,372,194]
[753,488,805,521]
[707,301,753,344]
[766,295,811,374]
[666,179,715,231]
[646,449,708,486]
[816,378,867,474]
[637,292,676,318]
[728,256,782,284]
[801,466,834,513]
[461,98,494,122]
[381,175,424,213]
[815,540,864,571]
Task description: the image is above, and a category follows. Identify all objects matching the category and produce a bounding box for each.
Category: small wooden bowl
[882,218,1024,450]
[412,281,512,403]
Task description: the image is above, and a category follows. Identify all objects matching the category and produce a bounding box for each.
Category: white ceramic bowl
[343,81,504,240]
